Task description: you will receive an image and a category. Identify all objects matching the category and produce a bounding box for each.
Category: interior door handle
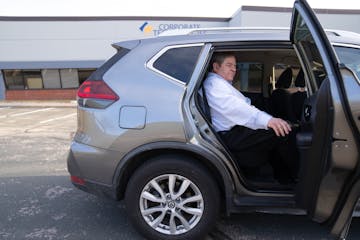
[304,105,312,121]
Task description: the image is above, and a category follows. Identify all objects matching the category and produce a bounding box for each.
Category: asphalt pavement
[1,104,360,240]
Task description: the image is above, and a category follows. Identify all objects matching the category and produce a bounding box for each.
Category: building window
[78,69,95,85]
[60,69,79,88]
[42,69,61,89]
[2,68,96,90]
[23,69,43,89]
[3,70,25,90]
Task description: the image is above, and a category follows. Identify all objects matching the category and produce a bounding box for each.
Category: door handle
[304,105,312,121]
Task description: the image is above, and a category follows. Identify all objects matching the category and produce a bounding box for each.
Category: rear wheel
[125,155,220,240]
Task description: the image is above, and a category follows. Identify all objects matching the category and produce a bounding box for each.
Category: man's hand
[267,117,291,137]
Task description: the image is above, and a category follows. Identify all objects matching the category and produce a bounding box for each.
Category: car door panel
[339,66,360,137]
[331,178,360,238]
[295,77,336,221]
[291,0,360,238]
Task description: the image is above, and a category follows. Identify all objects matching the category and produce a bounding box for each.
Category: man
[203,52,297,183]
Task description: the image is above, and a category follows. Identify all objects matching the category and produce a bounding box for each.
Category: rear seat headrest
[275,68,292,89]
[295,69,305,88]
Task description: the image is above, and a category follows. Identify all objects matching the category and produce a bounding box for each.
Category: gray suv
[67,0,360,239]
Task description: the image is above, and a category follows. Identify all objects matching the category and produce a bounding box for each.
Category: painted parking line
[39,113,77,124]
[0,107,13,119]
[0,107,11,117]
[9,108,55,117]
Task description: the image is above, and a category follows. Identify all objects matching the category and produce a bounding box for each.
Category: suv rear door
[290,0,360,239]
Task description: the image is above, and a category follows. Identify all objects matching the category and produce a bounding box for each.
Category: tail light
[78,80,119,100]
[70,176,85,186]
[77,80,119,108]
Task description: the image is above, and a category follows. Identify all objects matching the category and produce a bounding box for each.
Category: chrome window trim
[146,43,205,86]
[332,43,360,49]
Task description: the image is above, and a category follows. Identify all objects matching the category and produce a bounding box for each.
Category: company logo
[139,22,154,34]
[139,22,201,36]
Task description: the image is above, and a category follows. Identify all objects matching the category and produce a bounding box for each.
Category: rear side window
[153,46,202,84]
[233,62,264,93]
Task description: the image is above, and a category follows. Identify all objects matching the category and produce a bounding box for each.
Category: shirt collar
[208,72,233,85]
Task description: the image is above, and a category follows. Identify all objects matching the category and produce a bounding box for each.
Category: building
[1,6,359,100]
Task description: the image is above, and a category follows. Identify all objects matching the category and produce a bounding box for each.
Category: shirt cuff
[256,111,272,130]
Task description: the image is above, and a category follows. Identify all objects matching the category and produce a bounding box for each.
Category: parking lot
[0,106,145,240]
[1,106,360,240]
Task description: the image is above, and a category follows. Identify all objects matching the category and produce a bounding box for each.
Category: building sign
[139,22,201,36]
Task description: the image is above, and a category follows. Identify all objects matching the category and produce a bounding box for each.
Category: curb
[0,100,77,108]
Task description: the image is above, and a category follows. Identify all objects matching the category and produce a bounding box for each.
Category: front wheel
[125,155,220,240]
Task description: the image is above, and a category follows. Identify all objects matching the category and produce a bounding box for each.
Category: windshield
[334,46,360,80]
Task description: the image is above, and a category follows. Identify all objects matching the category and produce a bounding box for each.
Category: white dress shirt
[203,72,272,132]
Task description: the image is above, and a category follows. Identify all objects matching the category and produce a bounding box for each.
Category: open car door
[290,0,360,239]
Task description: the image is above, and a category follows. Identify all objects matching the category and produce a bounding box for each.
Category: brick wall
[6,89,77,100]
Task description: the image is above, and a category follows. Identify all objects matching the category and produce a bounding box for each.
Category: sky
[1,0,359,18]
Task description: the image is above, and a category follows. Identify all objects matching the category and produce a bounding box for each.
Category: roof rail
[158,27,360,39]
[325,29,360,38]
[158,27,290,36]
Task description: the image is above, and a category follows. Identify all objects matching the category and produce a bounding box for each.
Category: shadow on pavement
[1,175,360,240]
[0,175,144,240]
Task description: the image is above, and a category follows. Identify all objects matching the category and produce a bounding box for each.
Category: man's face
[213,56,237,82]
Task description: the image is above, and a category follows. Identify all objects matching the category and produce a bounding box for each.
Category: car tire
[125,154,220,240]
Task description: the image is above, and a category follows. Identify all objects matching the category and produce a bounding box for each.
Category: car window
[233,62,263,93]
[273,64,293,89]
[334,46,360,80]
[153,46,202,84]
[293,17,327,92]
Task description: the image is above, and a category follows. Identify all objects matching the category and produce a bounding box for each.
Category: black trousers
[220,125,298,180]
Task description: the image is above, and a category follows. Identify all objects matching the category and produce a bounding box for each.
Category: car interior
[196,47,309,191]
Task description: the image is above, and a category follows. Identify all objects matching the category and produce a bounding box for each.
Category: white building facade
[0,6,359,100]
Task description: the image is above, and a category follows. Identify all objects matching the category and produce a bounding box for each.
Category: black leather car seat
[196,84,268,177]
[292,69,307,121]
[270,67,295,121]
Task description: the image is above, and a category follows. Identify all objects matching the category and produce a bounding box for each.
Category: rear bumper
[67,141,121,200]
[70,178,118,200]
